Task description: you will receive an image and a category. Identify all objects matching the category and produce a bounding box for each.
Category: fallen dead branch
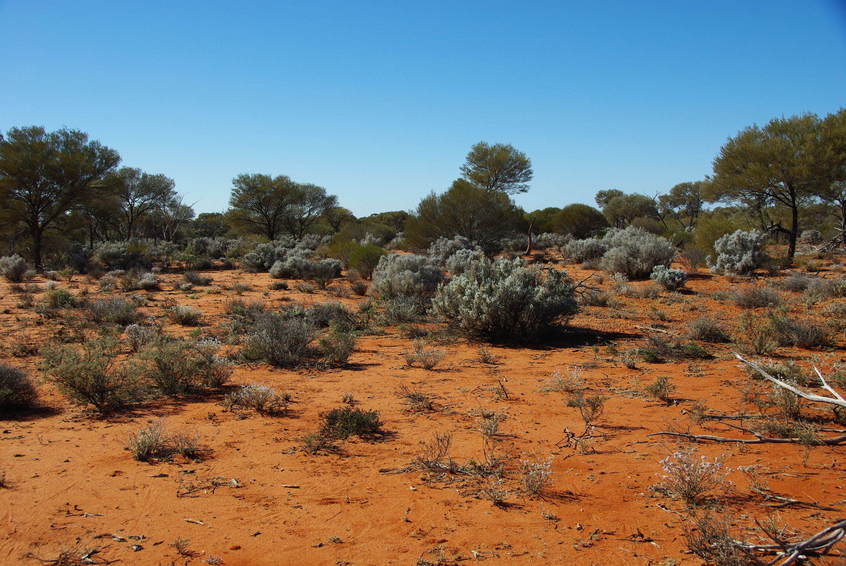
[736,354,846,410]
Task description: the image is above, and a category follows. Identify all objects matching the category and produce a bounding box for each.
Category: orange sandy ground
[1,260,845,566]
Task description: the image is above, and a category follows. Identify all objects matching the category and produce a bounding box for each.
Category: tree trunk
[840,200,846,247]
[32,226,44,272]
[787,202,799,260]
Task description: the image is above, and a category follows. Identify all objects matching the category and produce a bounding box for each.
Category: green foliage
[348,243,386,279]
[552,204,608,238]
[403,179,525,253]
[320,407,383,439]
[459,141,533,195]
[0,126,121,269]
[41,338,142,414]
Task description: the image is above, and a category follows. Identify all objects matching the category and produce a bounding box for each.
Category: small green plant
[645,375,675,404]
[320,407,383,440]
[398,385,435,412]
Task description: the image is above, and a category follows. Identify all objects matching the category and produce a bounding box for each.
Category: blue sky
[2,1,845,216]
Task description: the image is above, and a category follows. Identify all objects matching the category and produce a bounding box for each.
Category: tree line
[1,108,844,270]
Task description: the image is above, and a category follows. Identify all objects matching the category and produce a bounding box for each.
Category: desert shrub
[139,339,231,395]
[269,256,341,283]
[687,317,730,343]
[350,278,368,296]
[0,255,29,282]
[320,407,382,440]
[650,265,687,291]
[42,288,77,309]
[432,256,578,341]
[243,313,316,367]
[404,340,445,370]
[708,229,768,275]
[124,323,158,352]
[88,298,140,325]
[444,248,486,276]
[0,363,37,409]
[381,296,424,323]
[93,241,156,270]
[241,239,298,272]
[224,383,291,416]
[168,305,203,326]
[520,459,553,497]
[766,311,831,348]
[734,313,779,355]
[348,244,386,279]
[579,290,620,308]
[685,513,757,566]
[645,375,675,404]
[779,273,813,292]
[183,271,212,286]
[137,272,160,291]
[318,329,356,367]
[599,226,676,280]
[563,238,607,262]
[307,302,356,328]
[804,277,846,301]
[533,232,570,250]
[41,339,142,414]
[659,450,729,506]
[127,421,201,462]
[295,281,315,293]
[372,253,443,300]
[427,236,481,265]
[732,286,780,309]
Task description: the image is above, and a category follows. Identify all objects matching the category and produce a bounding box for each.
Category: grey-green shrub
[432,256,579,341]
[650,265,687,291]
[139,339,231,395]
[372,254,443,300]
[89,298,140,325]
[0,363,37,409]
[599,226,676,280]
[708,229,768,275]
[445,248,486,276]
[533,232,571,250]
[243,313,316,367]
[0,255,29,283]
[427,236,480,265]
[563,238,607,262]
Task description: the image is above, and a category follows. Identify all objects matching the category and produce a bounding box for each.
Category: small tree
[460,141,533,195]
[0,126,120,269]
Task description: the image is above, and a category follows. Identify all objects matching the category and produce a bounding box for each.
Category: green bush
[41,339,143,414]
[320,407,383,439]
[348,244,386,279]
[0,255,30,283]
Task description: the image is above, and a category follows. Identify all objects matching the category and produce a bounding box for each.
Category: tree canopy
[0,126,120,269]
[460,141,533,195]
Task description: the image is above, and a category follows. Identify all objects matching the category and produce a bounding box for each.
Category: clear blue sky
[2,1,846,217]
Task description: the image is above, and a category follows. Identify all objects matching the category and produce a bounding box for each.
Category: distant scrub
[432,256,578,341]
